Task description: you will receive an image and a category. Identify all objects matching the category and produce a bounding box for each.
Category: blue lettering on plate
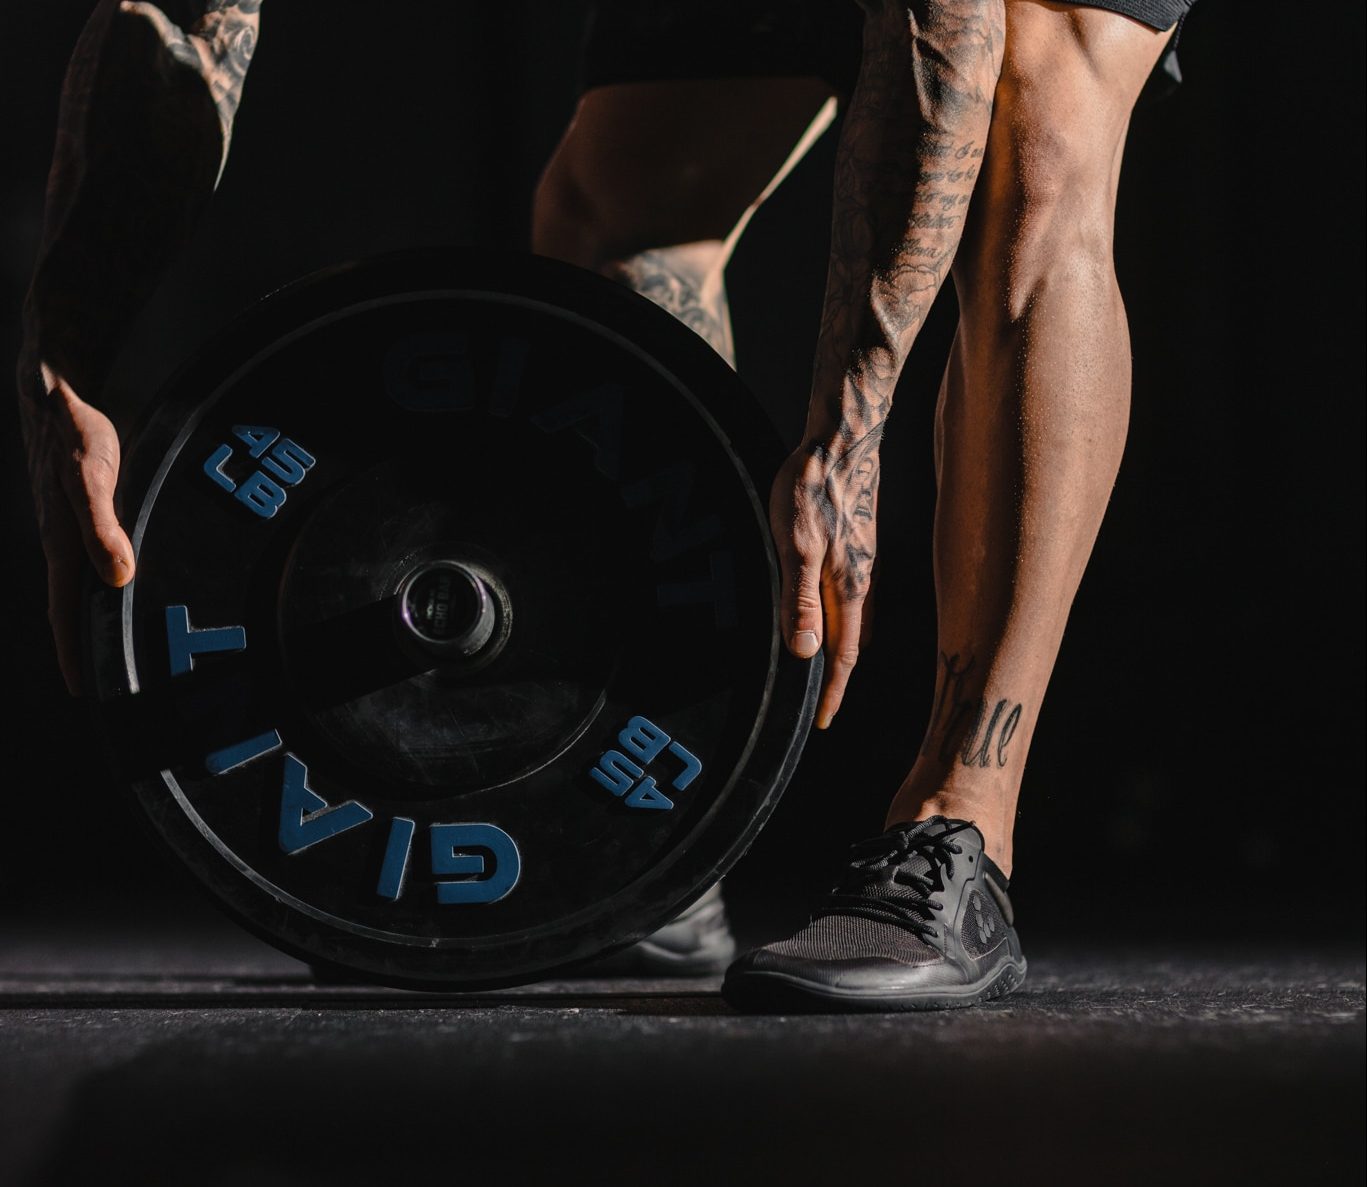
[489,336,530,418]
[618,715,670,765]
[204,427,316,517]
[588,715,703,810]
[233,425,280,459]
[384,333,476,411]
[205,729,282,775]
[203,444,236,492]
[624,775,673,811]
[165,605,246,676]
[376,817,417,902]
[278,754,374,855]
[234,470,288,519]
[430,823,521,904]
[666,740,702,791]
[588,750,643,797]
[623,462,722,563]
[261,438,315,486]
[531,384,625,479]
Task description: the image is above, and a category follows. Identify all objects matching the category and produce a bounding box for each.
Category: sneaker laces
[818,818,974,942]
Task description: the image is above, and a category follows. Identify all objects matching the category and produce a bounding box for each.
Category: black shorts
[581,1,1196,99]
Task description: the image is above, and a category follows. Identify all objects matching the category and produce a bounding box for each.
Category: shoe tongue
[869,817,978,896]
[889,850,934,892]
[853,821,944,901]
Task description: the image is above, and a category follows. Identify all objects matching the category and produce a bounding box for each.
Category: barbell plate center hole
[397,561,500,657]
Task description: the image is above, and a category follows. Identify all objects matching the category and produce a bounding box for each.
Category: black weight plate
[88,251,819,989]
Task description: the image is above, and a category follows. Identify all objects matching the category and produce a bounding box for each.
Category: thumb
[50,386,136,589]
[71,444,135,588]
[83,491,135,589]
[779,544,824,659]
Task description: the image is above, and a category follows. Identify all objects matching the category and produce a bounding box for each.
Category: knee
[533,158,729,299]
[959,110,1120,321]
[991,51,1131,238]
[531,157,609,271]
[1008,112,1114,224]
[1018,127,1113,270]
[532,157,728,282]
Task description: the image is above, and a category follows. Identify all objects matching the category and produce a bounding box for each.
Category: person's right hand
[18,361,135,694]
[769,439,880,730]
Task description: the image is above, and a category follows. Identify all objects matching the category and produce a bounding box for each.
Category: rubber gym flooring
[1,904,1361,1186]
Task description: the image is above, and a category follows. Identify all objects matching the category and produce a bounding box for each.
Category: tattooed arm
[771,0,1003,728]
[17,1,262,692]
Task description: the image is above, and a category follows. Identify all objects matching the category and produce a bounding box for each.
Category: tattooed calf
[603,250,733,365]
[921,651,1024,769]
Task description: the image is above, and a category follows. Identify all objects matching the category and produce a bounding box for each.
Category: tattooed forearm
[807,0,1004,451]
[605,250,735,366]
[20,1,262,402]
[920,650,1025,769]
[776,3,1003,631]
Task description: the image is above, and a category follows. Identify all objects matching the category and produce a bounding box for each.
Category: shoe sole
[721,957,1027,1013]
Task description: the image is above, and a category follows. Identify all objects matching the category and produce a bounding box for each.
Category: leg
[886,1,1176,872]
[532,75,835,975]
[533,78,837,364]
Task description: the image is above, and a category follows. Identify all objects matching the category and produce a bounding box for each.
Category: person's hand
[18,359,135,694]
[769,440,880,729]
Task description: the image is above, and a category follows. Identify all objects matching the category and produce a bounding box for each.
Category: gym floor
[2,902,1361,1185]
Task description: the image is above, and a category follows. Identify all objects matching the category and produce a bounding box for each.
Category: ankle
[885,785,1015,876]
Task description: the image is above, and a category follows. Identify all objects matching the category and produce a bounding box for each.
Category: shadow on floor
[3,936,1362,1187]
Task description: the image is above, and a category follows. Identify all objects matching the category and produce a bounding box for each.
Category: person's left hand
[17,356,136,694]
[769,439,880,729]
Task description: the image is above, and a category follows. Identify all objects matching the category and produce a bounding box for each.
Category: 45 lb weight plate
[88,251,820,988]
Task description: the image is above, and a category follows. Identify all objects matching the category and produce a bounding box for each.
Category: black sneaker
[309,883,737,984]
[722,817,1026,1011]
[576,882,737,977]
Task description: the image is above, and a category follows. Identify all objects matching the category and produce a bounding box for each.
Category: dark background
[1,0,1362,946]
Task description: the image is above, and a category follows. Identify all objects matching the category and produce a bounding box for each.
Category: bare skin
[18,0,261,692]
[886,2,1173,869]
[536,0,1175,872]
[534,77,839,368]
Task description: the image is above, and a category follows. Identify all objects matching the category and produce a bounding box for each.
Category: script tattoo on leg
[921,651,1024,769]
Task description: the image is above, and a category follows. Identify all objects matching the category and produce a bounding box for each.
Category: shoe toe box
[728,946,950,993]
